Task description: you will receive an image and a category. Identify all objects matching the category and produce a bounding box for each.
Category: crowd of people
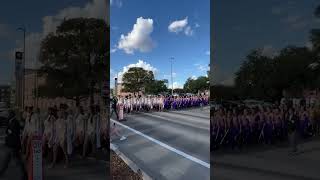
[113,94,209,115]
[211,100,320,153]
[21,103,108,168]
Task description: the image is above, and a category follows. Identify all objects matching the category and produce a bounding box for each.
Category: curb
[110,143,153,180]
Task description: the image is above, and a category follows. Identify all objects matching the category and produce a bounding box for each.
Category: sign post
[118,103,124,121]
[29,135,43,180]
[15,51,23,118]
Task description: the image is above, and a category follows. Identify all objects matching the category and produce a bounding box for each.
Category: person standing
[110,97,119,120]
[0,110,27,180]
[288,108,299,154]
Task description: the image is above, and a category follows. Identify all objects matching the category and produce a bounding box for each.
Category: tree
[38,18,109,106]
[122,67,154,94]
[145,80,168,95]
[235,47,317,101]
[184,76,209,94]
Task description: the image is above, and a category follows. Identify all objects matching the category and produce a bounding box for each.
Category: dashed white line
[111,118,210,169]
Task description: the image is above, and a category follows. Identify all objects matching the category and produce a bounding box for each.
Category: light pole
[170,57,174,96]
[17,27,26,111]
[114,70,120,97]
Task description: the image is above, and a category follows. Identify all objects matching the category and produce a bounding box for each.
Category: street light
[170,57,174,96]
[17,27,26,110]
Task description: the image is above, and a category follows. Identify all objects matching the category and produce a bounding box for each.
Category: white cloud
[117,17,155,54]
[205,50,210,55]
[168,17,195,37]
[173,82,183,89]
[306,41,313,50]
[168,17,188,33]
[42,0,108,36]
[111,48,117,53]
[195,63,209,72]
[116,60,157,83]
[261,45,278,57]
[191,75,197,80]
[211,62,235,86]
[15,0,109,69]
[195,23,200,28]
[163,72,177,79]
[184,26,194,36]
[110,0,122,8]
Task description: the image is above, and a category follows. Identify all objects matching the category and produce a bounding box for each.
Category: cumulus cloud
[110,0,122,8]
[117,17,155,54]
[115,60,157,83]
[195,63,209,72]
[306,41,313,50]
[168,17,195,36]
[191,75,197,80]
[173,82,183,89]
[211,62,235,86]
[184,26,194,36]
[261,45,278,57]
[42,0,108,36]
[15,0,108,69]
[168,17,188,33]
[163,72,177,80]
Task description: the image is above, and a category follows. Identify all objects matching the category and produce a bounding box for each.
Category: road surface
[111,107,210,180]
[211,138,320,180]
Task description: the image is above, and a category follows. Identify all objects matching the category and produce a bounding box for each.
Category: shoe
[120,136,126,141]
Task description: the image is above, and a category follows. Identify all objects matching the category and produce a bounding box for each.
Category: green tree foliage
[122,67,154,94]
[38,18,109,105]
[234,47,317,101]
[145,80,168,95]
[184,76,209,94]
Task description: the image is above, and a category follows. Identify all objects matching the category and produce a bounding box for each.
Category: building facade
[0,85,11,107]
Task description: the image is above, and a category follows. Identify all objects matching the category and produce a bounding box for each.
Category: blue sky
[213,0,320,85]
[110,0,210,89]
[0,0,107,85]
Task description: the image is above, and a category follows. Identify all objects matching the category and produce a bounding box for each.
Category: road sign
[32,135,43,180]
[15,51,23,78]
[15,51,23,60]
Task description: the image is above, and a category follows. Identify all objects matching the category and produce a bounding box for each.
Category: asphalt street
[0,127,108,180]
[111,107,210,180]
[211,138,320,180]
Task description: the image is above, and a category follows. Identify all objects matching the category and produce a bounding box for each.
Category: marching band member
[83,106,96,157]
[95,105,101,149]
[42,107,55,153]
[66,107,75,156]
[75,106,86,147]
[50,105,68,168]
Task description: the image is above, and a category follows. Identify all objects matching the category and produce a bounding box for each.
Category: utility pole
[170,57,174,96]
[17,27,26,111]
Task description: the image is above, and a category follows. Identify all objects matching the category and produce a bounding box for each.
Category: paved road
[211,138,320,180]
[111,107,210,180]
[0,127,109,180]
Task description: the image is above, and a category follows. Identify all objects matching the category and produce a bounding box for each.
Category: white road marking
[111,119,210,169]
